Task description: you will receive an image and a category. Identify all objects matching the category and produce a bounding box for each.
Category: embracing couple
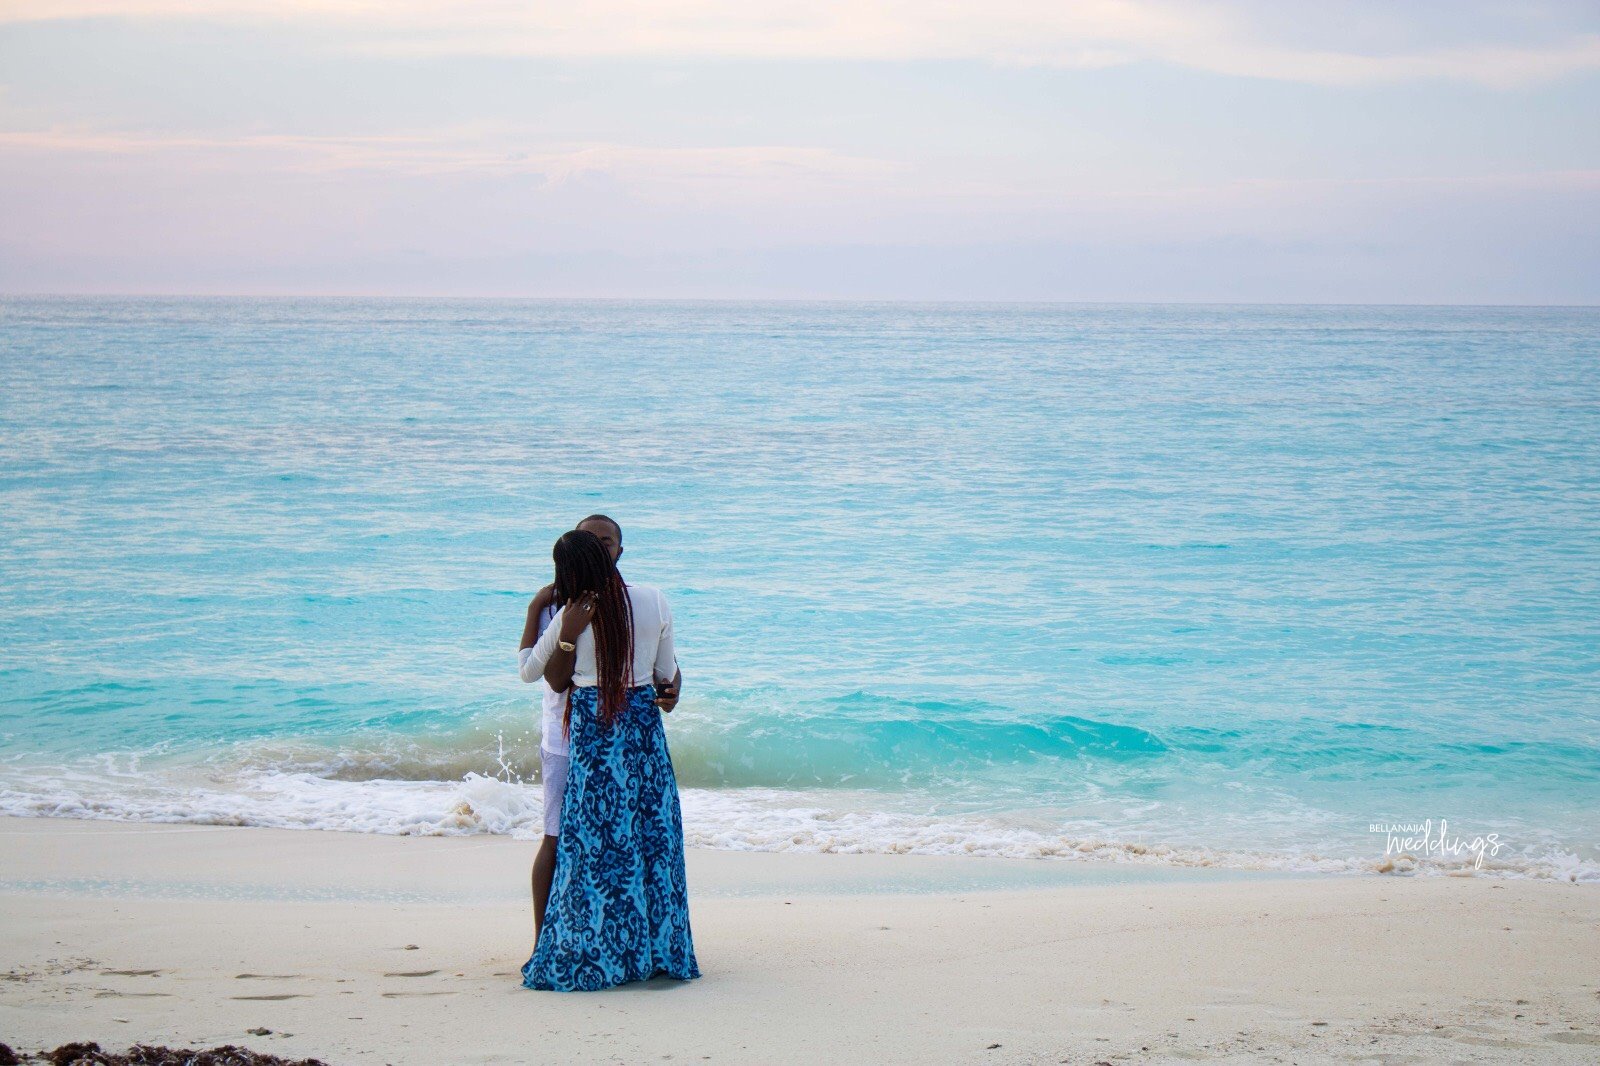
[516,514,700,991]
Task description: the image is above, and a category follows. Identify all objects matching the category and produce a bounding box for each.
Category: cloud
[0,126,900,192]
[3,1,1597,87]
[4,119,1595,301]
[7,119,1593,232]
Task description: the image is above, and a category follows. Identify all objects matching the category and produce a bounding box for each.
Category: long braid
[550,529,634,736]
[590,564,634,726]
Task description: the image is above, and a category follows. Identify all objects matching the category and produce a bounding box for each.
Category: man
[517,514,682,950]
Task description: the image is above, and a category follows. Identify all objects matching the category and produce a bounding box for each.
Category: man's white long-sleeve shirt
[518,583,678,752]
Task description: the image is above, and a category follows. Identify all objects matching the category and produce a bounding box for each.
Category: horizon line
[4,292,1598,310]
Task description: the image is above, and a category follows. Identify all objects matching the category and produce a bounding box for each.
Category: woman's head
[551,528,614,605]
[551,528,635,728]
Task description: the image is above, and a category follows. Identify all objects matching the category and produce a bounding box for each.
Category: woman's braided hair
[551,528,634,732]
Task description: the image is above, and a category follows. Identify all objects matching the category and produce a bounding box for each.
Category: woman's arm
[540,592,597,691]
[520,602,562,684]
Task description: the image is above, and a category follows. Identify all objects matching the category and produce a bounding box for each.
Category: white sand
[2,816,1597,1064]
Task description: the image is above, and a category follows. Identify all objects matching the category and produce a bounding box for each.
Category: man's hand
[520,583,555,651]
[655,676,681,713]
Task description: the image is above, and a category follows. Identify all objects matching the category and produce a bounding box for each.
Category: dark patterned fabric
[522,683,701,992]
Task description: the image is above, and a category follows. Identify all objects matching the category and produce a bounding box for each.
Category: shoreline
[3,817,1597,1064]
[2,788,1593,883]
[0,814,1308,905]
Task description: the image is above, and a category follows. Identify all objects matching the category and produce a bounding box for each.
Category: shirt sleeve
[519,607,565,683]
[652,590,678,683]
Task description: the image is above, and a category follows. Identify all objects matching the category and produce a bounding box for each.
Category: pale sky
[2,1,1597,302]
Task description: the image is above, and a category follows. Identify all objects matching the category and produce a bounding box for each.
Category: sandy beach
[1,817,1596,1064]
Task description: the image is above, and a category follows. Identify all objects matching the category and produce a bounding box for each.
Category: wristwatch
[558,639,576,652]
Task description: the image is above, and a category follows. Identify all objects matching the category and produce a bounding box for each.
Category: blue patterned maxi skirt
[521,683,701,991]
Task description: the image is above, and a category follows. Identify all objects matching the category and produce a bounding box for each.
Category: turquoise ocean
[2,298,1596,880]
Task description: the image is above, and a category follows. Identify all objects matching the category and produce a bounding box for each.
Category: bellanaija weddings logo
[1370,819,1504,869]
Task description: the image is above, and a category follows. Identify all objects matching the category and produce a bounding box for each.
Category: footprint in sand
[101,969,162,976]
[231,994,307,1001]
[234,974,304,980]
[94,991,172,998]
[379,969,452,998]
[1547,1032,1600,1046]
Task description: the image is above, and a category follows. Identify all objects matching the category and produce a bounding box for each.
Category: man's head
[576,513,623,563]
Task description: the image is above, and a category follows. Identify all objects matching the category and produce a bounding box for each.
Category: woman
[520,529,700,991]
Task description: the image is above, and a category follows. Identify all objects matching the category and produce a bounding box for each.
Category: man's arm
[655,667,683,713]
[519,583,555,651]
[652,588,682,712]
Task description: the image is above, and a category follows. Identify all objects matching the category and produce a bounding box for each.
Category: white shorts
[541,749,569,838]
